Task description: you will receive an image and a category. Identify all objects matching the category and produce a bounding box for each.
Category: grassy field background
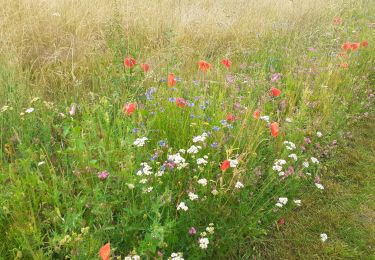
[0,0,374,259]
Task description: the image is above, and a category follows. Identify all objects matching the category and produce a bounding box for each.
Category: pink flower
[98,170,109,180]
[189,227,197,235]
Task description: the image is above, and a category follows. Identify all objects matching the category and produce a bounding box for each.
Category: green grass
[256,114,375,259]
[0,1,374,259]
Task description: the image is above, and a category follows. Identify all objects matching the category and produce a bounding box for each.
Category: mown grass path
[259,114,375,259]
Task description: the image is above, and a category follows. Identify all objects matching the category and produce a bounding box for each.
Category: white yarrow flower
[177,202,188,211]
[320,233,328,242]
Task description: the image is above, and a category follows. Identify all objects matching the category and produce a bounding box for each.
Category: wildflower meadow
[0,0,374,259]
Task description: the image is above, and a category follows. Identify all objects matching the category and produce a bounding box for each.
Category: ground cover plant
[0,0,374,259]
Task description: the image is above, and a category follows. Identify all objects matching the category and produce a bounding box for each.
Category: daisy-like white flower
[315,183,324,190]
[197,178,207,186]
[177,202,188,211]
[133,137,148,147]
[317,131,323,138]
[293,199,302,206]
[211,189,218,195]
[320,233,328,242]
[235,181,244,189]
[285,117,293,123]
[188,192,199,201]
[199,237,209,249]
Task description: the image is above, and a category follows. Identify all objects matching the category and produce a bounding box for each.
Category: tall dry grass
[0,0,360,100]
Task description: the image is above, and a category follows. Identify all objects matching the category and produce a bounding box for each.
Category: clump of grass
[0,0,374,259]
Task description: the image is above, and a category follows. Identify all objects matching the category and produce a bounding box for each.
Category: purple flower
[211,142,218,148]
[189,227,197,235]
[271,73,282,82]
[97,170,109,180]
[304,137,311,144]
[212,126,220,131]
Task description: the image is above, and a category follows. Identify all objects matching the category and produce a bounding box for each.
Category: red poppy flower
[270,87,282,97]
[99,243,110,260]
[351,42,360,51]
[168,73,176,87]
[176,97,187,108]
[226,114,235,122]
[270,122,279,137]
[361,40,368,47]
[140,63,150,73]
[199,60,211,72]
[123,102,136,116]
[221,59,232,69]
[253,109,260,119]
[220,160,231,171]
[342,42,351,51]
[124,57,136,68]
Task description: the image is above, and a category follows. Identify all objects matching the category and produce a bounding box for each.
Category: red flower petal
[168,73,176,87]
[99,242,110,260]
[123,102,136,116]
[124,57,136,68]
[270,87,282,97]
[270,122,279,137]
[220,160,231,171]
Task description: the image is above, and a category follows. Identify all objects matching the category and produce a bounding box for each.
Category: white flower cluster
[229,159,238,168]
[197,157,208,165]
[193,132,208,143]
[133,137,148,147]
[288,153,298,161]
[311,157,319,164]
[205,223,215,234]
[235,181,244,189]
[197,178,207,186]
[272,159,287,172]
[187,145,201,154]
[168,153,188,169]
[170,252,184,260]
[315,183,324,190]
[320,233,328,242]
[188,192,199,201]
[260,115,270,123]
[177,202,188,211]
[136,162,152,176]
[199,237,209,249]
[124,255,140,260]
[276,197,288,208]
[284,141,296,150]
